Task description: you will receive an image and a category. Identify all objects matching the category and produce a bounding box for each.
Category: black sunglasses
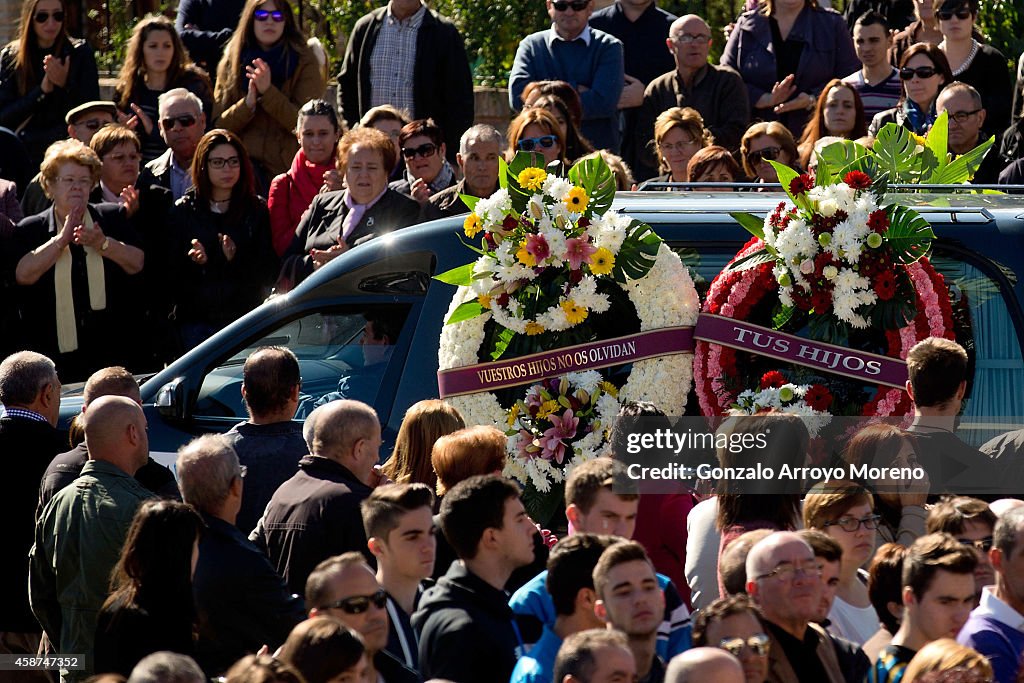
[160,114,198,130]
[34,10,64,23]
[900,66,937,80]
[402,142,438,159]
[254,9,285,22]
[74,118,109,132]
[320,589,388,615]
[958,536,994,552]
[552,0,590,10]
[518,135,557,152]
[746,146,782,164]
[937,8,972,20]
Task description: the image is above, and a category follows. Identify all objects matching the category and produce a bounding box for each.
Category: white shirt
[974,586,1024,631]
[549,24,592,46]
[828,595,880,646]
[685,497,722,611]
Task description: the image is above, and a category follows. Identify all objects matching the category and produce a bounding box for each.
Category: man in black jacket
[337,0,474,164]
[412,475,538,682]
[0,351,65,661]
[251,399,380,594]
[178,434,305,676]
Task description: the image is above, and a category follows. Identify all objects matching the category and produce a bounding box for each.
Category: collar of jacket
[739,7,822,50]
[298,454,368,489]
[436,561,516,617]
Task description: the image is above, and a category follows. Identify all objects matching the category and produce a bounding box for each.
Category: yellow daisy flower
[537,400,560,419]
[506,403,520,427]
[565,186,589,212]
[525,321,545,336]
[516,244,537,267]
[463,213,482,238]
[589,247,615,276]
[561,299,588,325]
[517,167,547,191]
[599,380,619,398]
[477,293,492,309]
[911,133,928,148]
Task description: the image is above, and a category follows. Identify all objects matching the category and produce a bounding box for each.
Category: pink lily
[541,409,578,464]
[525,233,551,264]
[564,237,597,271]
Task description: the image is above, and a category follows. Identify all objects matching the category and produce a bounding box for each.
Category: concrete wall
[0,0,20,47]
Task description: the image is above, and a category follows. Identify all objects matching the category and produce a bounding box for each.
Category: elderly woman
[721,0,859,140]
[390,118,458,205]
[89,124,142,209]
[740,121,800,183]
[11,139,143,380]
[869,43,953,137]
[506,107,568,168]
[283,127,420,287]
[644,107,713,186]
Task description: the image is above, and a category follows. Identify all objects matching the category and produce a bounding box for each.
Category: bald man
[251,399,383,594]
[29,396,155,680]
[665,647,745,683]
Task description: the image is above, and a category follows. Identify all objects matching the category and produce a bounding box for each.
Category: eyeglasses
[958,536,993,552]
[208,156,241,169]
[719,633,771,658]
[823,514,882,533]
[254,9,285,22]
[551,0,590,11]
[659,139,700,153]
[401,142,438,159]
[73,118,110,132]
[517,135,557,152]
[56,176,92,189]
[671,32,711,44]
[947,108,983,123]
[238,465,248,479]
[899,66,938,80]
[755,559,823,583]
[320,589,388,615]
[34,10,64,23]
[161,114,198,130]
[746,146,783,164]
[937,8,972,20]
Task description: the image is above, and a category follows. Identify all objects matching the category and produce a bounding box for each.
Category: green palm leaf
[885,205,935,264]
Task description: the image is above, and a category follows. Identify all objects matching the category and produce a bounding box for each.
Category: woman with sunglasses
[936,0,1011,137]
[506,108,567,168]
[391,118,458,204]
[213,0,325,187]
[798,80,868,169]
[268,99,340,256]
[0,0,99,167]
[169,129,278,350]
[646,107,713,187]
[282,127,419,288]
[113,15,213,164]
[692,595,770,683]
[739,121,799,184]
[526,93,594,164]
[869,43,953,137]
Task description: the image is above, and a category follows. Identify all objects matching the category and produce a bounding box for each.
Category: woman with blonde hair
[506,107,567,168]
[645,107,713,186]
[381,399,465,494]
[903,639,993,682]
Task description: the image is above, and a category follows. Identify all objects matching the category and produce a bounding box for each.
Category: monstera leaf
[885,205,935,264]
[614,219,661,282]
[929,136,996,184]
[569,154,616,218]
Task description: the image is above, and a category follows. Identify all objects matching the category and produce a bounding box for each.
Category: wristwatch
[100,237,110,252]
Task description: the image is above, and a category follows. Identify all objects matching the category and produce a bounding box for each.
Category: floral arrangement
[730,371,833,437]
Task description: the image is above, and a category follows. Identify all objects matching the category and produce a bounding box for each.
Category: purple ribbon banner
[437,327,695,398]
[694,313,909,389]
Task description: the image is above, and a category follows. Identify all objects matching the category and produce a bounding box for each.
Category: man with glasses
[936,82,1006,184]
[869,533,978,683]
[509,0,625,152]
[744,531,846,683]
[927,495,997,599]
[635,14,748,179]
[177,433,304,675]
[137,89,206,202]
[306,552,420,683]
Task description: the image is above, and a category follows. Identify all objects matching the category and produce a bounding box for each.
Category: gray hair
[0,351,56,406]
[994,506,1024,560]
[306,400,379,460]
[176,434,240,514]
[460,124,505,156]
[938,81,983,110]
[128,651,205,683]
[553,629,631,683]
[158,88,204,119]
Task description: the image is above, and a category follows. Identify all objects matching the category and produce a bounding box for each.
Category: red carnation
[789,173,814,196]
[502,214,519,231]
[843,170,872,190]
[760,371,787,389]
[805,384,834,412]
[577,216,591,228]
[811,288,833,313]
[496,292,510,307]
[874,271,897,301]
[867,209,889,234]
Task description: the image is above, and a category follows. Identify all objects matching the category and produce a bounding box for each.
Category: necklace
[940,39,979,76]
[210,198,230,214]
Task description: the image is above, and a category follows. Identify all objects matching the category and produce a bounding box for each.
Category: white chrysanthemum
[540,227,567,261]
[569,370,603,395]
[774,218,817,263]
[543,175,572,201]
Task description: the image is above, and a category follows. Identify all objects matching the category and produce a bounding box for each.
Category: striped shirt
[369,2,426,116]
[844,67,903,122]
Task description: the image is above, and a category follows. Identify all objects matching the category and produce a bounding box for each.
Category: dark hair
[216,0,308,105]
[904,533,978,601]
[798,528,844,563]
[191,128,257,220]
[869,542,907,633]
[522,80,584,126]
[115,15,209,111]
[565,457,638,513]
[553,629,630,683]
[687,145,742,183]
[898,44,954,108]
[10,0,70,95]
[297,98,340,133]
[547,533,617,616]
[305,552,372,608]
[927,496,996,537]
[225,654,304,683]
[798,80,867,168]
[398,118,444,149]
[360,482,435,541]
[527,94,594,162]
[592,540,652,599]
[855,9,889,30]
[277,617,365,683]
[438,474,522,560]
[906,337,968,407]
[937,0,978,15]
[803,480,874,530]
[242,346,300,416]
[993,506,1024,560]
[692,594,764,646]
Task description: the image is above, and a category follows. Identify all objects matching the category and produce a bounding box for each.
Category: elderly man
[0,352,65,661]
[634,14,748,179]
[252,399,382,594]
[423,124,504,220]
[745,531,845,683]
[178,434,304,675]
[137,89,206,201]
[958,507,1024,683]
[936,82,1007,185]
[510,0,625,152]
[553,629,637,683]
[30,396,154,680]
[665,647,745,683]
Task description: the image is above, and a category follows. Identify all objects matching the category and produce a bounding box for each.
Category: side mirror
[155,378,186,422]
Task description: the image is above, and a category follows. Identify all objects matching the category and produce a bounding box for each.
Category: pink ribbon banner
[694,313,908,389]
[437,327,695,398]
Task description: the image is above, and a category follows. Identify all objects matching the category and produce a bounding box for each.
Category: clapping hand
[219,233,237,262]
[129,103,154,135]
[41,54,69,92]
[119,185,140,217]
[188,238,207,265]
[409,177,432,204]
[246,58,272,95]
[73,220,106,250]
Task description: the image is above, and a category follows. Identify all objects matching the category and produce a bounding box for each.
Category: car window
[193,307,411,422]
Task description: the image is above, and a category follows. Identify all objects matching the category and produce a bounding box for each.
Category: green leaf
[730,211,766,240]
[445,300,484,325]
[490,327,516,361]
[724,247,776,273]
[770,161,802,207]
[885,205,935,264]
[498,157,509,190]
[808,314,849,347]
[568,154,616,217]
[926,111,949,171]
[871,296,918,331]
[818,139,870,171]
[520,480,565,527]
[930,136,996,184]
[434,262,475,286]
[614,219,662,282]
[814,151,834,186]
[873,123,921,182]
[505,151,548,211]
[772,304,795,330]
[459,194,481,213]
